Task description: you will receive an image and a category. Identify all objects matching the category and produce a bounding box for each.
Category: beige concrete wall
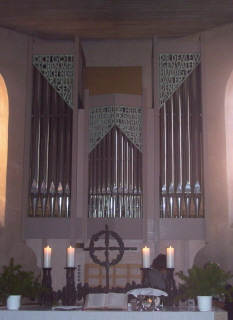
[194,23,233,276]
[0,27,38,274]
[82,39,153,108]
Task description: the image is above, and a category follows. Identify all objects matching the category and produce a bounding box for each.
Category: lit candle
[67,246,75,267]
[44,246,51,268]
[166,246,174,268]
[142,246,150,268]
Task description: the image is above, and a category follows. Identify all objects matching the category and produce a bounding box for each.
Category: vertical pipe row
[176,91,183,218]
[97,135,102,217]
[30,67,41,216]
[88,125,143,218]
[160,103,167,218]
[30,68,73,217]
[106,127,112,217]
[101,134,107,215]
[48,88,58,217]
[64,105,72,217]
[39,77,50,216]
[168,96,175,217]
[88,138,93,217]
[118,130,123,217]
[57,98,65,217]
[160,64,204,218]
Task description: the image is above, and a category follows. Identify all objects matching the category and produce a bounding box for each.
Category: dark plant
[175,264,233,302]
[0,258,42,304]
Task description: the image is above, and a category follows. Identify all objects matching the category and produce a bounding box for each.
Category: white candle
[44,246,51,268]
[67,246,75,267]
[142,246,150,268]
[166,246,174,268]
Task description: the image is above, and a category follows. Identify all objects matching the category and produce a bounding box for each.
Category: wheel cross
[83,224,136,291]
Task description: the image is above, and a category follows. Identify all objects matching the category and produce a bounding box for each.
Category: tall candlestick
[142,246,150,268]
[44,246,51,268]
[166,246,174,268]
[67,246,75,267]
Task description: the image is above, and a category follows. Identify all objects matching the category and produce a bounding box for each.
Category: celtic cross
[83,224,136,292]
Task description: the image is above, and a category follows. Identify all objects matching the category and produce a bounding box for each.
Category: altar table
[0,305,227,320]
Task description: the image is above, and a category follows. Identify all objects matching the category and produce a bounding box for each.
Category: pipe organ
[28,51,204,220]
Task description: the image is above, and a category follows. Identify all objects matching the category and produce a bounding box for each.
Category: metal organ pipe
[30,67,42,216]
[88,122,143,218]
[160,64,204,218]
[30,68,73,217]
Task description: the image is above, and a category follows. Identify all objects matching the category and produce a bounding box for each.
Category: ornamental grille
[89,106,142,153]
[159,53,201,108]
[33,55,73,108]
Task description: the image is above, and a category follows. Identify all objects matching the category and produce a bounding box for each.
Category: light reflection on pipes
[176,93,183,218]
[30,68,73,218]
[160,64,204,218]
[184,95,192,217]
[168,97,175,218]
[88,126,142,218]
[161,103,167,218]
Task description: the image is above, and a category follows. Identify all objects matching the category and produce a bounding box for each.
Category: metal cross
[83,224,137,292]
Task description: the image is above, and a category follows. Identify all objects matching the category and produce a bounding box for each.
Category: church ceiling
[0,0,232,41]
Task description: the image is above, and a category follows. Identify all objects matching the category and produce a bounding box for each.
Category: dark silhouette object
[151,254,167,270]
[148,254,167,290]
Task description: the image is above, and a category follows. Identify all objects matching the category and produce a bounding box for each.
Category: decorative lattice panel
[33,55,73,108]
[159,53,201,107]
[89,105,142,152]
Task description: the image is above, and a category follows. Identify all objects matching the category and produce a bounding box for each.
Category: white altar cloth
[0,305,227,320]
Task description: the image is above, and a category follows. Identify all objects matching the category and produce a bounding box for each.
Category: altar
[0,305,227,320]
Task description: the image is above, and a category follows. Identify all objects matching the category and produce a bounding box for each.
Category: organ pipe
[160,64,204,218]
[88,125,143,218]
[29,67,73,217]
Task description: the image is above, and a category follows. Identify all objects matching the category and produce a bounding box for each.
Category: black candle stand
[39,267,53,306]
[61,267,77,306]
[140,267,152,285]
[165,268,178,306]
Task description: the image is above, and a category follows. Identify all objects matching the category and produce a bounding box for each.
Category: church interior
[1,0,233,296]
